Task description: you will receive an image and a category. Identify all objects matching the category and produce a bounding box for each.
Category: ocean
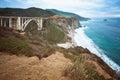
[74,18,120,72]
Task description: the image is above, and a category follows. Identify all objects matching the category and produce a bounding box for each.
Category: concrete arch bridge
[0,16,47,31]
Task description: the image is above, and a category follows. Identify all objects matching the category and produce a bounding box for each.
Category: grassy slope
[0,27,34,56]
[0,20,67,57]
[0,38,33,56]
[24,20,67,44]
[63,53,106,80]
[45,23,67,44]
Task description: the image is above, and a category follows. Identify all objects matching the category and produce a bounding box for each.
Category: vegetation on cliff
[0,27,34,56]
[45,23,67,44]
[24,20,69,44]
[63,54,106,80]
[0,17,69,57]
[56,46,116,80]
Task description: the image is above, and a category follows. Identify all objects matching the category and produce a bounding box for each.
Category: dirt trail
[0,52,71,80]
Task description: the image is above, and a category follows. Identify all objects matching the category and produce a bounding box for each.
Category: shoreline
[57,26,120,72]
[73,27,120,72]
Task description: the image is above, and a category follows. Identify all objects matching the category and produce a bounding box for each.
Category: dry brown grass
[0,52,71,80]
[63,53,110,80]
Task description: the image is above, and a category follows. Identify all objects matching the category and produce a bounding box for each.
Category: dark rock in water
[114,71,120,79]
[104,19,107,21]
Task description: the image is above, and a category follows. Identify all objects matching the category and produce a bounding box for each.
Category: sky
[0,0,120,18]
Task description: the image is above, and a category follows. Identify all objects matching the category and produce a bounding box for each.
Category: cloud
[33,0,105,11]
[113,14,120,17]
[1,0,120,17]
[23,0,106,17]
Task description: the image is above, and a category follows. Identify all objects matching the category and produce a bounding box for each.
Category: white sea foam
[74,27,120,72]
[57,42,73,49]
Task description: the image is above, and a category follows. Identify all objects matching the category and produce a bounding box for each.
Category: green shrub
[85,67,106,80]
[0,38,34,57]
[46,23,67,44]
[64,54,87,80]
[63,53,76,62]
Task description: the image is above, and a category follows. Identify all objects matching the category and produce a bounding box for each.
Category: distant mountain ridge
[47,9,90,21]
[0,7,55,17]
[0,7,90,21]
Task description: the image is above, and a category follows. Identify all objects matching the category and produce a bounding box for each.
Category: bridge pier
[0,18,2,27]
[4,20,7,27]
[9,18,12,28]
[17,17,21,30]
[38,18,43,30]
[21,18,23,27]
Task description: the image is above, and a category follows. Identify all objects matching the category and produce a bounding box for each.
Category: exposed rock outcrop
[44,17,81,34]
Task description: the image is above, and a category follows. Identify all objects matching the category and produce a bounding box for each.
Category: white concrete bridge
[0,16,46,31]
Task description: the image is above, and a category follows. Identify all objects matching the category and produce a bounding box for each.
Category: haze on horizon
[0,0,120,18]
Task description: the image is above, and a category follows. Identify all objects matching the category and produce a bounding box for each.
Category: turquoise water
[81,18,120,69]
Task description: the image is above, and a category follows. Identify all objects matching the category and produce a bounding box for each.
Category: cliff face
[45,17,81,34]
[48,17,80,28]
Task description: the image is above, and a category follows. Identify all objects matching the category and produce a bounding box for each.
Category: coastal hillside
[47,9,90,21]
[0,7,55,17]
[0,7,90,21]
[0,16,118,80]
[0,27,117,80]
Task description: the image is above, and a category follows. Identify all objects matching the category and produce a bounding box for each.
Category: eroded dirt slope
[0,52,71,80]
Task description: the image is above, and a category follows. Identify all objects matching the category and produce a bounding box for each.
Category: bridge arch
[22,18,42,31]
[24,20,39,32]
[22,19,38,31]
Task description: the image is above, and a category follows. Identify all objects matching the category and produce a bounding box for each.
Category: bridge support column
[41,18,43,29]
[9,18,12,28]
[38,18,43,30]
[21,18,24,30]
[4,20,7,27]
[0,18,2,27]
[17,17,21,30]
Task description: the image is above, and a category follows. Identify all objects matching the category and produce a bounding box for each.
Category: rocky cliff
[44,16,81,34]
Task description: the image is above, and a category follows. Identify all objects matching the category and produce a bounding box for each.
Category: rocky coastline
[0,16,119,80]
